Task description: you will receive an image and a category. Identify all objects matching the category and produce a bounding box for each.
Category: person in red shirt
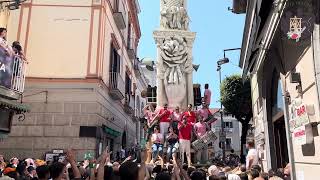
[158,104,171,137]
[182,104,196,125]
[178,117,193,167]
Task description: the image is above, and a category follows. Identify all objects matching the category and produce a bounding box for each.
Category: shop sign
[290,104,310,130]
[293,126,307,145]
[293,104,310,128]
[290,101,313,145]
[52,150,63,154]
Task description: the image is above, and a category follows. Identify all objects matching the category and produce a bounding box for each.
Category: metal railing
[109,72,125,94]
[11,55,27,93]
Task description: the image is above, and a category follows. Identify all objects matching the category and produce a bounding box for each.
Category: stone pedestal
[153,30,196,109]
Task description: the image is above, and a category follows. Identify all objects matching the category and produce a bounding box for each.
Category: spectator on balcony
[170,106,181,131]
[12,41,26,61]
[151,126,164,164]
[0,28,14,56]
[204,84,212,106]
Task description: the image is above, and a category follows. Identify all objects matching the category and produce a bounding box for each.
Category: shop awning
[0,97,30,113]
[102,125,121,137]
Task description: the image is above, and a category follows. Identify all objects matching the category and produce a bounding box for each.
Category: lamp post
[217,48,241,161]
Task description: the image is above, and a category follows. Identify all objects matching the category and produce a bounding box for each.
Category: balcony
[0,48,27,98]
[224,128,233,133]
[109,72,125,100]
[133,59,141,77]
[127,38,135,60]
[212,127,233,133]
[113,12,126,30]
[11,56,27,94]
[230,0,247,14]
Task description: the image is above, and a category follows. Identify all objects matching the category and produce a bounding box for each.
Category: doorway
[273,116,289,168]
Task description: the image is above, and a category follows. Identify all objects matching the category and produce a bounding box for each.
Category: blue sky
[138,0,245,108]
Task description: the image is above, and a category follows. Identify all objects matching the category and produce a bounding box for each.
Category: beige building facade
[239,0,320,179]
[0,0,147,160]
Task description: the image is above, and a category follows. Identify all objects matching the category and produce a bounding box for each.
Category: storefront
[240,0,320,178]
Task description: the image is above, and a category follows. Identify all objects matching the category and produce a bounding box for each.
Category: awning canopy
[0,97,29,113]
[102,125,121,137]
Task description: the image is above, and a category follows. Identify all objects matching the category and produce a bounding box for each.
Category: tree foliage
[220,74,252,123]
[220,74,253,161]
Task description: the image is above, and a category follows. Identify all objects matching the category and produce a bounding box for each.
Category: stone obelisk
[154,0,196,109]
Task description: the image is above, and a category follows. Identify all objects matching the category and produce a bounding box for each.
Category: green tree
[220,74,252,162]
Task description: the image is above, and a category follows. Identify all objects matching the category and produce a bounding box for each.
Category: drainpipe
[312,23,320,112]
[281,90,296,180]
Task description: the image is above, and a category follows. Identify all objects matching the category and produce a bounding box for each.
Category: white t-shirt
[152,133,163,144]
[246,148,258,169]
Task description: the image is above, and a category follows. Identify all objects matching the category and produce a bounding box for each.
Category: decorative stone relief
[160,0,189,30]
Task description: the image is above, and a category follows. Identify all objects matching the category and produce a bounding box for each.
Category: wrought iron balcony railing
[109,72,125,100]
[0,47,27,94]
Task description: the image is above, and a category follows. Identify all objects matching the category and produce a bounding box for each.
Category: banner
[0,48,14,89]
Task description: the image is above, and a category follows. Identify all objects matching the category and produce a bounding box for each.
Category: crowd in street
[0,145,292,180]
[0,84,292,180]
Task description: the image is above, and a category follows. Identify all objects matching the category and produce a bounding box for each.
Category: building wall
[0,0,147,159]
[282,47,320,179]
[212,114,242,156]
[252,44,320,178]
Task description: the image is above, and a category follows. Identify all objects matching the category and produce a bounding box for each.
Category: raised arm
[66,149,81,179]
[97,149,111,180]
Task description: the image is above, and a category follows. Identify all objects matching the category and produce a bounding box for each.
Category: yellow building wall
[6,0,104,78]
[281,47,320,179]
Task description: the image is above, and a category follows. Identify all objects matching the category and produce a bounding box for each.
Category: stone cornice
[153,30,196,45]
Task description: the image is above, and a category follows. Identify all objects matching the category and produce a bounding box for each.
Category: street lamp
[217,48,241,161]
[0,0,26,10]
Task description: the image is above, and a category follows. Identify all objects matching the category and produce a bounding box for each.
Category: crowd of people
[0,145,291,180]
[0,83,292,179]
[142,84,214,167]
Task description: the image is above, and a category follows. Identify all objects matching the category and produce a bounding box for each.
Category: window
[125,73,131,103]
[226,138,232,149]
[112,0,119,12]
[224,122,233,128]
[147,86,157,103]
[127,22,132,49]
[0,109,13,132]
[110,45,120,73]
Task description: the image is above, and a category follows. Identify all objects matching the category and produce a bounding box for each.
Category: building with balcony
[210,108,242,156]
[238,0,320,178]
[0,0,147,160]
[0,1,29,139]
